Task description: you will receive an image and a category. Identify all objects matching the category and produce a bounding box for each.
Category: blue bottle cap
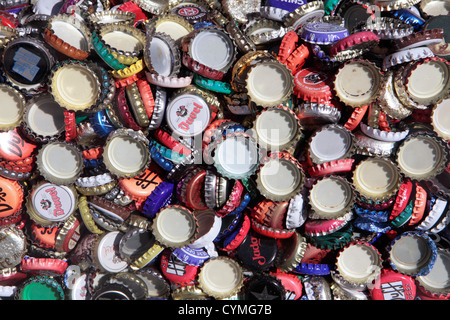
[292,263,331,275]
[353,217,392,233]
[142,181,174,219]
[393,9,425,31]
[353,205,390,223]
[301,22,349,45]
[388,231,438,277]
[172,246,210,266]
[265,0,308,12]
[90,110,115,139]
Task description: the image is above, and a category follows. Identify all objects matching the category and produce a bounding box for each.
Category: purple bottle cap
[172,246,210,266]
[292,263,331,275]
[142,181,174,219]
[266,0,308,12]
[301,22,349,45]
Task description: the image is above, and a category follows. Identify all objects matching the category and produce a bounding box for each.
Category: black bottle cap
[235,230,278,272]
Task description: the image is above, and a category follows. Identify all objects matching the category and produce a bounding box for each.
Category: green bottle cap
[18,276,65,300]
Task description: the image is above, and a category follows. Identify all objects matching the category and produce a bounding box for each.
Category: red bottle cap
[160,249,198,285]
[369,268,416,300]
[0,128,37,161]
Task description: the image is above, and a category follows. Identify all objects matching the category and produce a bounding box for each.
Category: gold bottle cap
[416,248,450,298]
[352,157,401,201]
[197,256,244,299]
[49,60,101,112]
[308,124,356,164]
[252,105,303,152]
[151,205,198,248]
[431,99,450,140]
[103,128,151,178]
[256,152,305,202]
[335,241,382,286]
[88,10,136,26]
[245,59,294,108]
[0,84,25,131]
[36,141,84,185]
[395,132,449,181]
[333,59,382,108]
[308,175,355,220]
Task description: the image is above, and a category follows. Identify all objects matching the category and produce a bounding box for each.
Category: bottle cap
[0,84,25,131]
[395,133,449,181]
[0,176,23,219]
[171,3,208,25]
[160,248,199,285]
[27,181,78,225]
[308,124,355,164]
[431,99,450,140]
[333,59,382,108]
[415,248,450,299]
[185,26,236,74]
[144,32,180,77]
[235,230,278,272]
[20,257,68,275]
[0,226,26,269]
[134,0,169,14]
[266,0,307,12]
[245,273,285,300]
[388,231,438,277]
[151,205,198,248]
[96,24,145,65]
[146,14,194,43]
[276,231,308,272]
[244,19,286,46]
[141,181,174,218]
[134,268,170,299]
[393,28,444,51]
[118,227,156,264]
[308,175,355,220]
[189,209,222,249]
[212,132,260,180]
[256,152,305,202]
[165,92,212,137]
[118,165,163,202]
[43,14,91,60]
[352,157,401,201]
[21,92,65,142]
[245,59,294,108]
[271,271,303,300]
[283,0,325,31]
[293,67,333,103]
[360,17,413,40]
[103,128,151,178]
[416,197,448,231]
[253,105,302,152]
[2,36,55,91]
[16,276,64,300]
[404,57,450,106]
[91,231,129,273]
[197,256,244,299]
[88,10,136,26]
[335,241,382,287]
[172,246,209,266]
[300,22,349,45]
[49,60,101,112]
[370,268,416,300]
[36,141,83,185]
[305,213,351,237]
